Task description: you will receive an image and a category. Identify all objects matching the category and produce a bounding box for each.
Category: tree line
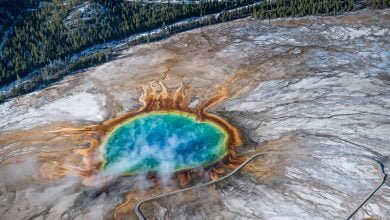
[0,0,388,101]
[0,0,256,87]
[252,0,389,19]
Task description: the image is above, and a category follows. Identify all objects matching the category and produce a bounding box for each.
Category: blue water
[102,111,228,174]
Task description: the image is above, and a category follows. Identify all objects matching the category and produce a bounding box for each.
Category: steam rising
[0,157,38,186]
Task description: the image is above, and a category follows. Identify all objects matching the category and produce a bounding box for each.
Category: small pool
[101,111,229,174]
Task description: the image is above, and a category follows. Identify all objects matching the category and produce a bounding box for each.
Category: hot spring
[101,111,229,174]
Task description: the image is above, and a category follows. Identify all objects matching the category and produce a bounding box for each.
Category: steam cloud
[103,133,183,188]
[0,157,38,186]
[101,120,212,189]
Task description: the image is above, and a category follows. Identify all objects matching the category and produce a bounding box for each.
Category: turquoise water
[102,111,228,174]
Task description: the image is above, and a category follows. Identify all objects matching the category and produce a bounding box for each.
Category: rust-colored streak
[177,171,192,187]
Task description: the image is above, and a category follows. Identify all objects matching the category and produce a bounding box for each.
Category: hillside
[1,0,388,101]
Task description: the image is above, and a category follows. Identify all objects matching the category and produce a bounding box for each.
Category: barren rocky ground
[0,9,389,219]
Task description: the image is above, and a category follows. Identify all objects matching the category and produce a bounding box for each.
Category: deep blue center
[101,111,228,174]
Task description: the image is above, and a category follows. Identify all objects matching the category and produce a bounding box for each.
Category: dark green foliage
[252,0,358,19]
[0,0,388,101]
[368,0,390,9]
[0,0,255,87]
[0,0,40,46]
[251,0,389,19]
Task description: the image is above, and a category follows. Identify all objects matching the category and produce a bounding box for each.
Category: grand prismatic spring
[55,81,245,187]
[101,111,229,174]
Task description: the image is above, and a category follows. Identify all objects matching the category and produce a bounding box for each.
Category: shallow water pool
[101,111,228,174]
